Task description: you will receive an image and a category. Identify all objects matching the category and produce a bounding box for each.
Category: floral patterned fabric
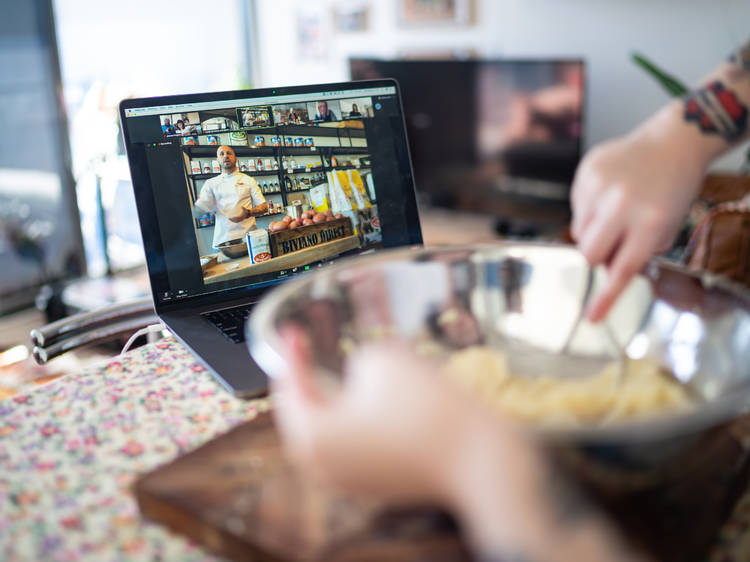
[0,336,748,561]
[0,337,268,561]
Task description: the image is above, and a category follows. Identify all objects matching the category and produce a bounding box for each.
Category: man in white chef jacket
[191,145,268,248]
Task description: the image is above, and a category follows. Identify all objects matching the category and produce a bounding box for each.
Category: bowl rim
[247,242,750,445]
[218,238,246,248]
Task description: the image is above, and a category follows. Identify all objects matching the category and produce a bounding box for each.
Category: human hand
[226,205,247,223]
[571,107,710,321]
[240,202,268,219]
[272,329,479,504]
[272,330,643,561]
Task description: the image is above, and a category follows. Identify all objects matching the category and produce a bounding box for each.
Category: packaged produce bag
[347,170,372,208]
[309,183,331,213]
[326,172,343,211]
[365,173,376,202]
[329,170,359,212]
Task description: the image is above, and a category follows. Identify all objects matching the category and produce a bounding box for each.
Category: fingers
[585,228,654,322]
[569,176,591,242]
[569,153,601,240]
[575,192,626,266]
[570,183,601,244]
[344,341,401,386]
[273,326,328,469]
[343,270,393,333]
[570,206,594,242]
[277,325,323,405]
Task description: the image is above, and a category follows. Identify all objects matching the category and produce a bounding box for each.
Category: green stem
[631,52,689,97]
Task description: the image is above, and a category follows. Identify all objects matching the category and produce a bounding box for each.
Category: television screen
[350,58,584,225]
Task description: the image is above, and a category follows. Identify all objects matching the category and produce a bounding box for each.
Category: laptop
[120,80,423,397]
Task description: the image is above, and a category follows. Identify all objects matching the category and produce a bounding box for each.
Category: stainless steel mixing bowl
[247,243,750,483]
[217,238,248,259]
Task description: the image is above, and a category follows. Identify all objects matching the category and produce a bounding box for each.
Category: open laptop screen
[120,81,422,308]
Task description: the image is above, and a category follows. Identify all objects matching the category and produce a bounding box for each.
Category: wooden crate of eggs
[267,210,353,257]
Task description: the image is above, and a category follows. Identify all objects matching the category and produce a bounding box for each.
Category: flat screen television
[350,58,585,231]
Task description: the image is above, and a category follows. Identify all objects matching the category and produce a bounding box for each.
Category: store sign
[270,218,353,257]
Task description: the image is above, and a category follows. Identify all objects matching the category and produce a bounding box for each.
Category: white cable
[120,323,167,356]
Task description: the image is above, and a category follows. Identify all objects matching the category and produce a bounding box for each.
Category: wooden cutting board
[135,412,750,562]
[134,412,469,561]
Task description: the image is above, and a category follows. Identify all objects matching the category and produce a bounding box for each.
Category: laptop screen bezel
[119,79,422,313]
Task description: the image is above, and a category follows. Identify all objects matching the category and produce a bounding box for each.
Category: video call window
[156,95,377,153]
[308,99,342,122]
[177,100,382,288]
[199,108,240,132]
[237,106,273,129]
[159,97,376,144]
[160,112,201,137]
[122,84,410,304]
[340,97,373,119]
[272,104,311,125]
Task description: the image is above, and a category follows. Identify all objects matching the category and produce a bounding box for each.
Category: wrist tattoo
[684,81,748,142]
[728,38,750,71]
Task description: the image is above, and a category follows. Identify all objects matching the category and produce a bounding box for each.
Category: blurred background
[2,0,749,347]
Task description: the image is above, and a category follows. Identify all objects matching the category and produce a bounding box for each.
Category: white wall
[55,0,245,97]
[254,0,750,169]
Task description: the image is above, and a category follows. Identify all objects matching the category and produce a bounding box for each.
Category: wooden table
[3,332,750,561]
[6,209,750,560]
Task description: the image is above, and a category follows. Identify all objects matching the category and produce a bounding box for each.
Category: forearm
[228,201,268,222]
[440,415,645,562]
[634,39,750,168]
[692,38,750,145]
[242,201,268,217]
[191,203,209,219]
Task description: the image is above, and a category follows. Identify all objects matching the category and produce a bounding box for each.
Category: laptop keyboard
[202,303,256,344]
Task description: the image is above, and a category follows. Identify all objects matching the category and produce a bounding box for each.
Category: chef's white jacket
[194,170,266,248]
